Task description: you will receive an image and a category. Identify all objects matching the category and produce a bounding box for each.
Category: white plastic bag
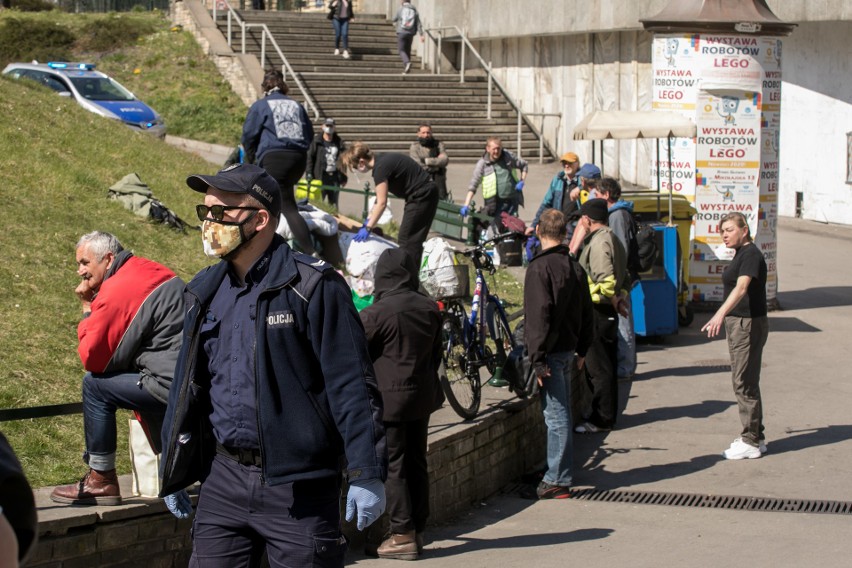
[368,196,394,225]
[420,237,463,298]
[341,232,398,297]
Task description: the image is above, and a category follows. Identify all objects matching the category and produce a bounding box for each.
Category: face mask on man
[201,211,258,258]
[418,136,435,147]
[323,126,334,135]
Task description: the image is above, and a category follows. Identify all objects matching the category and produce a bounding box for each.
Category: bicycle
[422,233,536,420]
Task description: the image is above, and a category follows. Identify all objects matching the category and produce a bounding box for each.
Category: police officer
[159,163,388,567]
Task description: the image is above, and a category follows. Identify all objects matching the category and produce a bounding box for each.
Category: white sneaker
[334,48,341,56]
[722,438,762,460]
[342,50,350,59]
[403,62,411,74]
[730,437,767,453]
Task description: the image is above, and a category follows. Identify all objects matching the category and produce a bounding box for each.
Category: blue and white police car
[2,61,166,138]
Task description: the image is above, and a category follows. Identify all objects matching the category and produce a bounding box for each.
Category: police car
[2,61,166,138]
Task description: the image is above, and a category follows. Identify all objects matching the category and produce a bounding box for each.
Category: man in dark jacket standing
[159,163,387,567]
[359,248,443,560]
[51,231,184,507]
[524,209,593,499]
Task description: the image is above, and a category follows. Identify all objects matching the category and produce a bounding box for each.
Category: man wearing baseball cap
[573,198,629,435]
[528,152,601,242]
[159,163,388,566]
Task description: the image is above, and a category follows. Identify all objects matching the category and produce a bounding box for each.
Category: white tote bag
[129,416,161,498]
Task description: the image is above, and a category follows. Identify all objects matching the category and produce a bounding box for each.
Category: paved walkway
[170,138,852,565]
[348,217,852,566]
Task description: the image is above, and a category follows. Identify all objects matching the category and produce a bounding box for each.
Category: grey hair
[76,231,124,261]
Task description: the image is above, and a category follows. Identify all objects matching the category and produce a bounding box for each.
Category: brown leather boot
[50,468,122,506]
[377,531,418,561]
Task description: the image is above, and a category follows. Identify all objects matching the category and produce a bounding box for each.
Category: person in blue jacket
[159,163,388,567]
[242,70,318,256]
[529,154,601,235]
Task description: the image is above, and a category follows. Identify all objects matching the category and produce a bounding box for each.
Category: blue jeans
[333,18,350,50]
[82,371,165,471]
[539,352,574,487]
[617,294,637,377]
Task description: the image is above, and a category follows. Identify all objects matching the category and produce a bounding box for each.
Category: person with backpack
[573,198,630,434]
[598,177,637,380]
[393,0,424,74]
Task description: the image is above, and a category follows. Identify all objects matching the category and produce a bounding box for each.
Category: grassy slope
[0,75,220,487]
[0,11,524,489]
[0,10,247,145]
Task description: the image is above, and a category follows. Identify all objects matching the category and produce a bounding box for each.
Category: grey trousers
[724,315,769,446]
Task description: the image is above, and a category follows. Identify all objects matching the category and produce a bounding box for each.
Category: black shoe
[536,481,572,499]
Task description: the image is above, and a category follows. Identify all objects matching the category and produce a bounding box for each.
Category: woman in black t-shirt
[341,141,438,266]
[701,212,769,460]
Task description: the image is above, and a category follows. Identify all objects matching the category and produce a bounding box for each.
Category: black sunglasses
[196,205,260,222]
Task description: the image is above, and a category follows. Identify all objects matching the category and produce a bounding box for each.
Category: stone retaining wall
[31,395,546,566]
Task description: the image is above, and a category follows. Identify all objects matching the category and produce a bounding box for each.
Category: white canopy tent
[573,110,697,222]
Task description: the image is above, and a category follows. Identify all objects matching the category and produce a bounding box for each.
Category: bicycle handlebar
[459,232,518,258]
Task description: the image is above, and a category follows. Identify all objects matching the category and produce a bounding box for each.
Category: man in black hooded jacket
[359,248,444,560]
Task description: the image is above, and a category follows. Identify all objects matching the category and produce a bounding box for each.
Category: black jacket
[359,249,444,422]
[0,432,37,564]
[160,236,386,496]
[306,132,346,181]
[523,244,593,376]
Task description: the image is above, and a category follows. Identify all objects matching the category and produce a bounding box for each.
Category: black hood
[373,248,418,300]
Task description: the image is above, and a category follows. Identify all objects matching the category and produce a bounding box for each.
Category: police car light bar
[47,62,96,71]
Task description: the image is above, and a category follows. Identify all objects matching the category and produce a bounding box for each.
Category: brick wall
[28,508,192,568]
[427,397,544,521]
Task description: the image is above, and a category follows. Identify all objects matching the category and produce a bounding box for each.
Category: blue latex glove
[459,205,470,217]
[345,478,386,531]
[353,226,370,242]
[515,180,525,192]
[164,489,192,519]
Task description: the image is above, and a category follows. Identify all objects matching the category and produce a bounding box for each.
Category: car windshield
[68,76,135,102]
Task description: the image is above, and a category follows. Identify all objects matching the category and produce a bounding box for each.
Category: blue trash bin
[631,225,679,337]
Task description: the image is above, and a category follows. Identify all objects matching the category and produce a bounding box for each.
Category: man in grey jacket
[409,123,449,200]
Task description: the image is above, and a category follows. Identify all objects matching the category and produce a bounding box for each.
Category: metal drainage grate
[570,488,852,516]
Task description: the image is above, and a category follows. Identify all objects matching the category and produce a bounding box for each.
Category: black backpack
[627,219,658,275]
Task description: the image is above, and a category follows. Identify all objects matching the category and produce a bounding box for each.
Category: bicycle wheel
[486,300,515,368]
[439,309,481,420]
[509,318,538,399]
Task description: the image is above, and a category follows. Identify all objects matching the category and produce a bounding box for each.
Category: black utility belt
[216,442,262,467]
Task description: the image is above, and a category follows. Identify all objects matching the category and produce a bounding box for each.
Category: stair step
[211,10,553,160]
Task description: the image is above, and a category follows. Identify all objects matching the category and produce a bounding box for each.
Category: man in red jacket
[51,231,184,506]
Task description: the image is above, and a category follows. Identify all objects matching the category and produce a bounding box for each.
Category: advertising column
[651,34,781,304]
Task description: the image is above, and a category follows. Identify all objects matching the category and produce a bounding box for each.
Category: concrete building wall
[359,0,852,223]
[777,21,852,224]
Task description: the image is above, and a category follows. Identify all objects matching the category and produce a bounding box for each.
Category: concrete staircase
[216,10,552,161]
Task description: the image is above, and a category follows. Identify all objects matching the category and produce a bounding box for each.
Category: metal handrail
[212,0,321,120]
[422,24,558,161]
[524,111,562,164]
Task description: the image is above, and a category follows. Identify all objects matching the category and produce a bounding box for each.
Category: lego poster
[651,136,697,202]
[693,89,762,259]
[652,35,701,113]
